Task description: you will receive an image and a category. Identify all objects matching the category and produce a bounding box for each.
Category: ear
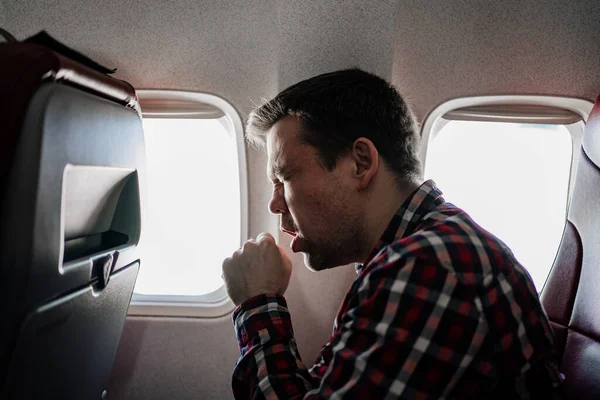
[351,137,379,190]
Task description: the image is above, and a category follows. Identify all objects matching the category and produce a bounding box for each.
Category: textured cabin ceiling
[2,1,402,116]
[4,0,283,115]
[4,0,600,122]
[0,1,5,28]
[393,0,600,119]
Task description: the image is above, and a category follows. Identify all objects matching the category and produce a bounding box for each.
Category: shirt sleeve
[231,255,487,399]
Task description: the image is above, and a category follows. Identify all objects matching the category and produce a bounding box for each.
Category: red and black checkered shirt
[232,180,562,399]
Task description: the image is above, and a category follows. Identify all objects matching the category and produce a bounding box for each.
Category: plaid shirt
[232,180,562,399]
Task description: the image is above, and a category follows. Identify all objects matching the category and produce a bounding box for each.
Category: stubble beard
[301,224,363,272]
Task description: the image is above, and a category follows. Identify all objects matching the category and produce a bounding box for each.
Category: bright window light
[425,120,572,291]
[135,118,241,296]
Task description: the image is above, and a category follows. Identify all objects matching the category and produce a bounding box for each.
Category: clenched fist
[222,232,293,306]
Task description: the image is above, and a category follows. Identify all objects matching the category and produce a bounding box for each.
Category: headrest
[0,40,140,204]
[583,95,600,168]
[0,42,139,113]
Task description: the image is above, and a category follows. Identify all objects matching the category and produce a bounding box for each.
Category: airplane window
[425,120,572,291]
[134,118,241,296]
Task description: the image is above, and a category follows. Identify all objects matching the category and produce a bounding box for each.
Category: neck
[359,177,423,263]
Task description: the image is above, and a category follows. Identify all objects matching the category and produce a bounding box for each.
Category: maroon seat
[541,95,600,399]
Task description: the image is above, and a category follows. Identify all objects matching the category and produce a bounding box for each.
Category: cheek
[286,181,341,224]
[285,184,318,222]
[284,184,310,216]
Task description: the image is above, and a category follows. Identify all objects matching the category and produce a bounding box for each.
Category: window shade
[444,104,582,125]
[139,97,225,119]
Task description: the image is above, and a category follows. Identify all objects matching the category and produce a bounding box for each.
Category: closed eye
[270,163,292,183]
[280,173,292,183]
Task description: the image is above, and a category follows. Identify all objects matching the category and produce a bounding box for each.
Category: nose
[268,185,288,215]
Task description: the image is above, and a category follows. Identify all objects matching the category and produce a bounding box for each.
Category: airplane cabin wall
[3,1,600,399]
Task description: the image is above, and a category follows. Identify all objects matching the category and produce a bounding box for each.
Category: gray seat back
[0,42,145,399]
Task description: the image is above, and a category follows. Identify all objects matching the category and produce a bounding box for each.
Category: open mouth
[281,227,303,252]
[281,227,297,238]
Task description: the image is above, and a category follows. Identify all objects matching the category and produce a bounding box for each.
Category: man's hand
[222,232,293,306]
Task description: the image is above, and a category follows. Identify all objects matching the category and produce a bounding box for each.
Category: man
[222,69,561,399]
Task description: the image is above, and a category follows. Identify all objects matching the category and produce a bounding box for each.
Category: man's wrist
[232,293,282,316]
[233,293,293,349]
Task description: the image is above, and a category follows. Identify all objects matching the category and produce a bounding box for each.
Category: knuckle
[257,234,275,246]
[242,241,254,252]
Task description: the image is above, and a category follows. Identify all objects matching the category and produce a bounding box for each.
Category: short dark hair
[246,68,422,182]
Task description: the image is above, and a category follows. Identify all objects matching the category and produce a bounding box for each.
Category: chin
[302,253,321,271]
[302,252,340,272]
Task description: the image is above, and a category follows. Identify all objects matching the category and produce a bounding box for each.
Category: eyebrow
[268,163,292,182]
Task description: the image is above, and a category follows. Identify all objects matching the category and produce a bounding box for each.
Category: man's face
[266,116,363,271]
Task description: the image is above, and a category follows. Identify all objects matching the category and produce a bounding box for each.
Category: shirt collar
[355,180,445,274]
